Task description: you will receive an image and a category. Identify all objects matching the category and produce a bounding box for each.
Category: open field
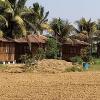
[0,72,100,100]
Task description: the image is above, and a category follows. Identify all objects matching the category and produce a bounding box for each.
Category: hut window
[24,46,29,53]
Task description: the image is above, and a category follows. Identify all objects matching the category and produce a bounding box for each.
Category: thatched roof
[63,38,90,45]
[62,38,73,44]
[69,33,89,42]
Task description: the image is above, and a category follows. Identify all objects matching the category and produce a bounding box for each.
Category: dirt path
[0,72,100,100]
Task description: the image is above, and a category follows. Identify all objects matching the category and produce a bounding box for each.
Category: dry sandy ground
[0,72,100,100]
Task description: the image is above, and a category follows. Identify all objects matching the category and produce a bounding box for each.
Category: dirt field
[0,72,100,100]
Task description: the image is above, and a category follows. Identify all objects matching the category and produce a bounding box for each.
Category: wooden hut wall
[15,43,30,61]
[0,42,15,61]
[62,44,87,60]
[15,43,45,62]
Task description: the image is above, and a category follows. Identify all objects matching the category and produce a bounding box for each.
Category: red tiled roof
[15,34,47,43]
[0,34,47,43]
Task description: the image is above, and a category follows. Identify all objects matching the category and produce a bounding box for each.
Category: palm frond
[33,2,40,12]
[4,7,14,14]
[0,30,4,37]
[17,0,27,9]
[40,7,44,18]
[0,0,11,9]
[24,19,37,33]
[0,0,14,15]
[0,15,8,27]
[14,15,26,36]
[20,7,33,16]
[40,11,49,23]
[8,0,16,8]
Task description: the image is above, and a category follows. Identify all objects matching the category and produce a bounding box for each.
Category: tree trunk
[89,31,93,56]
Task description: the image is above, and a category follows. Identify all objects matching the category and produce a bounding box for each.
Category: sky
[26,0,100,23]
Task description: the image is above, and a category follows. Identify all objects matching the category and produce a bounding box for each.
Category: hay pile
[3,59,73,73]
[35,59,73,73]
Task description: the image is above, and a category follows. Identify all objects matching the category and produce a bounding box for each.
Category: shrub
[89,56,95,64]
[80,47,90,62]
[20,54,36,67]
[20,47,46,68]
[65,66,83,72]
[34,48,46,60]
[46,37,59,59]
[70,56,83,64]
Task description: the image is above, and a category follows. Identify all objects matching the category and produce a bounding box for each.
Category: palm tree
[50,18,74,42]
[0,0,30,38]
[23,2,49,34]
[76,18,96,36]
[50,18,74,58]
[76,17,96,55]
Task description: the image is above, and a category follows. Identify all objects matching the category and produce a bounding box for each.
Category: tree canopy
[0,1,50,38]
[50,18,74,42]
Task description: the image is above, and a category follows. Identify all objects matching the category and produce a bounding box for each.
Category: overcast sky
[26,0,100,23]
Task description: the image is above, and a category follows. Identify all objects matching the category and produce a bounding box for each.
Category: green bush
[80,47,91,62]
[34,48,46,60]
[46,37,59,59]
[88,56,95,64]
[20,48,46,67]
[65,66,83,72]
[20,54,36,67]
[70,56,83,64]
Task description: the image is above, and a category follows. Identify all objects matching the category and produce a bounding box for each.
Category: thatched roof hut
[63,37,89,45]
[62,38,90,60]
[69,33,89,42]
[0,34,47,63]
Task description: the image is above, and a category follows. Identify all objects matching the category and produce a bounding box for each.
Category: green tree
[50,18,74,42]
[76,18,96,36]
[0,0,31,38]
[46,37,59,59]
[50,18,74,58]
[76,18,96,55]
[23,2,49,34]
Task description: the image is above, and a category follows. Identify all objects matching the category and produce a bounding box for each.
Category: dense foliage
[0,0,49,38]
[46,37,59,59]
[50,18,74,42]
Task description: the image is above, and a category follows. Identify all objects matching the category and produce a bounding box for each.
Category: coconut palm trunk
[89,31,93,56]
